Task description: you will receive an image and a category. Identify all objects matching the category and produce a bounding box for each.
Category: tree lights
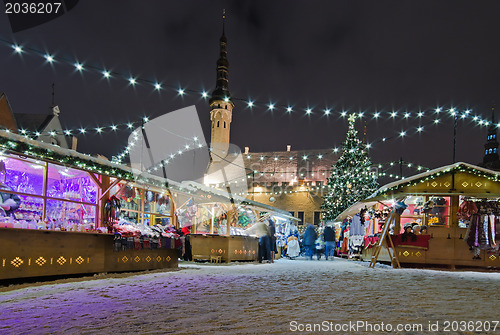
[321,114,379,220]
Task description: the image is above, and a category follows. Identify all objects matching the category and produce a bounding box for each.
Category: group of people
[401,222,428,242]
[302,223,336,260]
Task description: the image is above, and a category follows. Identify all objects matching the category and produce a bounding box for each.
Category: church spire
[210,9,231,104]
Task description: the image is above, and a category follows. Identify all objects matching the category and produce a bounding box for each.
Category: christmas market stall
[334,201,389,259]
[173,182,297,262]
[0,130,181,280]
[356,162,500,269]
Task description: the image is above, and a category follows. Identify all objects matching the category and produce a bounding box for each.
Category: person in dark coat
[302,224,317,260]
[323,225,336,260]
[268,219,277,263]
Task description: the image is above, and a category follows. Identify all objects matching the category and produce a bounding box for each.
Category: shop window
[425,196,450,227]
[143,191,171,215]
[298,211,304,225]
[12,195,43,223]
[121,210,141,224]
[313,211,321,225]
[289,211,295,217]
[45,199,96,230]
[116,185,141,212]
[143,190,172,226]
[47,164,98,204]
[0,156,45,196]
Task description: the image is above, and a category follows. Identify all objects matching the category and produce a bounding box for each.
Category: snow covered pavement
[1,258,499,334]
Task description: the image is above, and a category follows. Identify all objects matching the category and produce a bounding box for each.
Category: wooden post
[99,175,111,228]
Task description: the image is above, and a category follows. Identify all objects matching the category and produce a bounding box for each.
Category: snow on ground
[1,258,500,334]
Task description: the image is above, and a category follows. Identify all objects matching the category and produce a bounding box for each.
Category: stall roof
[366,162,500,201]
[335,201,381,222]
[0,130,294,219]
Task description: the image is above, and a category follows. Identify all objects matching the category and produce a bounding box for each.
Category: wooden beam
[87,172,102,189]
[99,178,122,200]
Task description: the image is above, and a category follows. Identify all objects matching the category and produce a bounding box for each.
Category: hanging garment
[490,214,497,247]
[484,215,490,246]
[350,214,364,236]
[457,200,478,221]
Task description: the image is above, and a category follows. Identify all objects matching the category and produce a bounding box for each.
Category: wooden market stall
[173,181,297,262]
[0,130,181,280]
[352,162,500,269]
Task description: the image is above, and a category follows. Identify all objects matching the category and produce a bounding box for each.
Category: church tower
[209,10,234,163]
[483,106,500,167]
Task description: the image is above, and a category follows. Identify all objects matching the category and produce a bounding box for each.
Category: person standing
[246,221,271,263]
[302,224,317,260]
[268,219,277,263]
[323,224,336,260]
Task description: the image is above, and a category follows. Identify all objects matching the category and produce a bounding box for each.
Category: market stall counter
[0,227,177,280]
[190,234,258,262]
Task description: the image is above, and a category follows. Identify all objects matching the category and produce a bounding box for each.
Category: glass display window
[424,196,450,227]
[109,182,173,226]
[116,185,142,212]
[121,210,141,224]
[45,199,96,231]
[399,196,425,233]
[154,216,172,226]
[47,164,98,204]
[144,191,171,215]
[12,194,43,222]
[0,156,45,196]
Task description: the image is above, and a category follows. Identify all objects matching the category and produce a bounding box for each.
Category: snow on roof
[368,161,500,199]
[0,130,291,218]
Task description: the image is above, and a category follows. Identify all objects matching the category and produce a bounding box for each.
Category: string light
[12,44,22,53]
[74,63,84,72]
[45,54,54,63]
[3,38,496,126]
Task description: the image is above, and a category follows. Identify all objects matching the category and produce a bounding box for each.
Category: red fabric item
[389,234,431,249]
[174,237,181,249]
[364,236,379,249]
[182,226,191,235]
[143,238,151,249]
[134,237,141,250]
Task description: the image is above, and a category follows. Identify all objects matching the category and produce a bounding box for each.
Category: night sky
[1,1,500,179]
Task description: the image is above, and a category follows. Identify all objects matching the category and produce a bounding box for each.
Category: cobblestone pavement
[1,258,499,334]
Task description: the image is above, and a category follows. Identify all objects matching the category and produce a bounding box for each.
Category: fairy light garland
[2,38,497,126]
[373,165,500,197]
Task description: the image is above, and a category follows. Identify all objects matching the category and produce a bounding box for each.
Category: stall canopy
[0,130,295,221]
[335,201,380,222]
[365,162,500,201]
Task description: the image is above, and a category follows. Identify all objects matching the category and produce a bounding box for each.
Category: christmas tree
[321,113,378,220]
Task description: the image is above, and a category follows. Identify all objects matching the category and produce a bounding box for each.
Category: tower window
[495,148,498,153]
[225,105,227,109]
[217,121,220,127]
[486,150,488,155]
[489,149,492,154]
[224,121,226,128]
